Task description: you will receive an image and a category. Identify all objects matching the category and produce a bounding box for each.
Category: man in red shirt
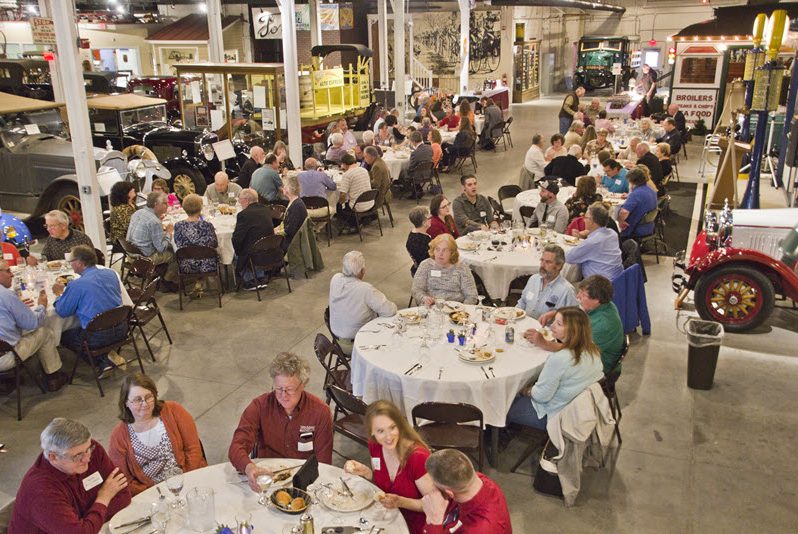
[438,107,461,130]
[228,352,333,492]
[9,418,131,534]
[421,449,512,533]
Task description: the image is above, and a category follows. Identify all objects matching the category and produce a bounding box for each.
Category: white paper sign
[190,81,202,104]
[262,108,275,131]
[253,85,267,109]
[93,122,106,132]
[611,62,622,76]
[670,88,718,128]
[24,124,40,135]
[279,108,287,129]
[210,109,225,131]
[96,168,123,196]
[252,8,282,39]
[212,139,236,161]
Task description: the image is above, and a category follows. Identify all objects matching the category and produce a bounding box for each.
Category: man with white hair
[204,171,242,205]
[618,136,641,164]
[297,157,337,218]
[325,132,348,163]
[337,117,357,151]
[635,141,664,188]
[27,210,94,265]
[127,191,179,290]
[563,120,585,149]
[9,417,131,532]
[329,251,397,354]
[544,144,589,187]
[232,188,274,290]
[235,145,265,188]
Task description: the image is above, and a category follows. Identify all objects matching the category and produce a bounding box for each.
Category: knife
[115,516,151,529]
[480,366,491,379]
[404,362,422,375]
[408,364,423,376]
[339,476,355,498]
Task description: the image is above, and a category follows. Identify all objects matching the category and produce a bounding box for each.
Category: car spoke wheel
[169,165,206,200]
[694,265,775,332]
[55,189,84,232]
[172,173,196,198]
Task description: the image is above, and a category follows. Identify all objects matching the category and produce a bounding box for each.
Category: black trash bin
[686,319,724,390]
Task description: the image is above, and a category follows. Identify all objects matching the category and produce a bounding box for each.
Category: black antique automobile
[86,94,249,198]
[0,59,53,100]
[0,94,166,231]
[83,71,129,94]
[573,36,631,90]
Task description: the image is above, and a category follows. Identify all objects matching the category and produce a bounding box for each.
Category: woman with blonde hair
[656,141,672,179]
[344,400,434,533]
[411,233,477,305]
[508,307,604,429]
[273,140,294,172]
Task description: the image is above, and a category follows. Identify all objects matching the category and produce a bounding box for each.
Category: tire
[170,166,206,199]
[694,265,775,332]
[53,185,84,232]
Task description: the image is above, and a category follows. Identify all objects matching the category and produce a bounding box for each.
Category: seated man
[563,120,585,149]
[0,259,66,391]
[437,106,460,130]
[336,117,358,151]
[298,157,337,218]
[228,352,333,492]
[9,417,131,533]
[28,210,94,265]
[420,449,511,534]
[126,191,179,290]
[365,146,393,212]
[235,146,265,189]
[516,244,578,320]
[527,275,625,377]
[564,203,623,280]
[329,251,397,354]
[452,174,494,235]
[634,142,664,189]
[232,188,275,290]
[618,167,658,240]
[325,132,348,163]
[527,180,568,233]
[656,117,682,156]
[667,103,686,133]
[336,153,374,230]
[54,245,124,376]
[600,159,629,194]
[251,152,287,206]
[398,131,433,193]
[544,144,588,187]
[204,171,242,205]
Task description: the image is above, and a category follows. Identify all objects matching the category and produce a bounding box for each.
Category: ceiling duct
[488,0,625,14]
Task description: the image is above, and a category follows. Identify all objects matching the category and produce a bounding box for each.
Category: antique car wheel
[170,166,205,199]
[54,187,84,232]
[694,265,775,332]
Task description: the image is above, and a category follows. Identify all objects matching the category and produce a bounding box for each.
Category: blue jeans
[507,394,548,430]
[559,116,572,136]
[61,324,128,368]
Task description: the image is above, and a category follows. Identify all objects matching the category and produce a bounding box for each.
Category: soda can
[505,325,515,344]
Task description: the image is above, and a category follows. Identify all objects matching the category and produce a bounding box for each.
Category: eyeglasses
[273,386,300,395]
[44,223,63,229]
[440,203,450,209]
[63,443,95,463]
[128,394,155,405]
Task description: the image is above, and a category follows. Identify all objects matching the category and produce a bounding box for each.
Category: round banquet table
[381,147,411,180]
[164,208,238,266]
[105,460,409,534]
[511,186,576,223]
[455,231,581,302]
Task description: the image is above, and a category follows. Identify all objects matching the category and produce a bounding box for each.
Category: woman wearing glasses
[108,373,207,495]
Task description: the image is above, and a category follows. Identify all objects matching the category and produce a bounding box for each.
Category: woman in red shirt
[427,195,459,239]
[344,400,435,534]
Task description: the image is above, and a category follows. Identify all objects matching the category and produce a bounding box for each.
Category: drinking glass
[165,467,184,509]
[150,501,170,534]
[235,513,253,534]
[434,297,445,314]
[256,474,273,505]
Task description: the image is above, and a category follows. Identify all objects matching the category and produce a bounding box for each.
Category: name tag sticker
[2,253,12,260]
[547,215,555,223]
[451,520,463,532]
[82,471,103,491]
[431,270,442,278]
[615,179,622,186]
[228,192,235,198]
[371,457,381,471]
[298,431,314,452]
[479,211,486,217]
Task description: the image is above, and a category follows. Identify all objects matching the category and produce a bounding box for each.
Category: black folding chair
[175,245,223,310]
[302,196,333,247]
[408,160,435,203]
[239,234,291,301]
[0,340,46,421]
[129,278,173,361]
[351,189,383,242]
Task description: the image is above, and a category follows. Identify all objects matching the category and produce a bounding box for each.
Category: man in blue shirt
[618,168,657,239]
[251,152,287,206]
[565,203,623,280]
[600,159,629,193]
[516,244,578,320]
[54,246,123,376]
[0,260,66,391]
[297,157,337,218]
[126,191,178,290]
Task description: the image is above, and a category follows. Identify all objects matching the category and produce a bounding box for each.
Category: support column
[392,0,406,118]
[458,0,470,94]
[38,0,63,102]
[309,0,322,48]
[377,0,388,89]
[277,0,304,167]
[50,0,105,249]
[207,0,224,63]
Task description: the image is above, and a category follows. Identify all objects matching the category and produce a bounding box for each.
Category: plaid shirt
[126,207,170,256]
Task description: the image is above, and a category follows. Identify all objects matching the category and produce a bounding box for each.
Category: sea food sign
[313,68,344,89]
[670,88,718,127]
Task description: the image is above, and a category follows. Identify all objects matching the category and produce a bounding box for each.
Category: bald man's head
[214,171,230,192]
[250,146,266,163]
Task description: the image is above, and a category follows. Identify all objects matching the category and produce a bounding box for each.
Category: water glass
[165,467,184,509]
[256,474,273,505]
[186,487,215,533]
[150,501,169,534]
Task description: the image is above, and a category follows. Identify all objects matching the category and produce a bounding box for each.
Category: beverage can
[505,325,515,344]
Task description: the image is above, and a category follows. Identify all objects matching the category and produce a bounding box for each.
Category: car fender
[31,175,79,218]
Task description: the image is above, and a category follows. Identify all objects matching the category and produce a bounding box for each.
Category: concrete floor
[2,96,798,533]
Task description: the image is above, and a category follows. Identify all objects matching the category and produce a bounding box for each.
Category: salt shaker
[300,512,314,534]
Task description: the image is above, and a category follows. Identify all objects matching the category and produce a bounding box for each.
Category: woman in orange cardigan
[109,373,206,495]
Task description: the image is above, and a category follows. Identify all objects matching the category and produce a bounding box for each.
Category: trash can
[686,319,724,390]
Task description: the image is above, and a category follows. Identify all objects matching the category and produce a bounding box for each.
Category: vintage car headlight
[704,210,719,248]
[126,160,147,179]
[201,143,215,161]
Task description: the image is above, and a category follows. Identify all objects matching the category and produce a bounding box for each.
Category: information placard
[670,88,718,128]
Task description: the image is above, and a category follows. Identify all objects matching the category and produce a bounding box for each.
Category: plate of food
[469,230,491,242]
[563,235,580,245]
[538,327,556,342]
[217,204,236,215]
[318,478,376,513]
[493,307,525,322]
[442,301,464,313]
[256,459,302,487]
[270,487,311,515]
[458,240,479,251]
[55,274,76,286]
[46,260,63,270]
[457,348,495,364]
[449,310,471,325]
[526,227,540,235]
[398,309,422,324]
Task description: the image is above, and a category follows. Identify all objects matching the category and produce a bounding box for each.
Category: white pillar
[309,0,322,49]
[377,0,388,89]
[38,0,64,103]
[50,0,105,249]
[458,0,470,94]
[392,0,406,117]
[277,0,303,167]
[206,0,224,63]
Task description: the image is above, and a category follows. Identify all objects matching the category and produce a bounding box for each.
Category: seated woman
[151,178,169,195]
[656,141,672,180]
[109,181,138,243]
[173,194,219,278]
[545,133,567,162]
[325,133,348,163]
[406,206,431,276]
[273,140,295,172]
[344,400,434,534]
[418,117,432,141]
[412,234,477,305]
[565,175,604,221]
[277,174,308,253]
[440,121,475,172]
[428,129,443,169]
[639,117,656,142]
[427,194,459,239]
[507,307,604,429]
[584,128,615,159]
[109,373,207,495]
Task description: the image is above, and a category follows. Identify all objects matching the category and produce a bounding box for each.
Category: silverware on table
[156,486,165,500]
[438,367,443,379]
[339,476,355,498]
[480,366,491,379]
[116,517,151,529]
[408,364,423,376]
[404,362,422,375]
[488,366,496,378]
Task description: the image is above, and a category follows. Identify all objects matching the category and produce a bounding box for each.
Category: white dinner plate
[458,241,479,251]
[398,309,422,324]
[443,301,464,313]
[456,348,496,364]
[494,307,525,321]
[256,458,303,487]
[318,478,377,512]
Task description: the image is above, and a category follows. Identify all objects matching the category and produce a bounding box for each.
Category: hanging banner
[339,3,354,30]
[295,4,311,31]
[252,8,282,40]
[319,4,339,31]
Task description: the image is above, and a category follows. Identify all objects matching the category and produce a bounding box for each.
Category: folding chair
[352,189,383,242]
[519,205,535,227]
[488,196,507,222]
[175,245,224,310]
[302,196,334,247]
[326,385,370,454]
[313,334,351,407]
[502,116,514,148]
[600,335,630,445]
[129,278,173,361]
[239,234,291,301]
[412,402,485,471]
[0,340,46,421]
[408,160,435,203]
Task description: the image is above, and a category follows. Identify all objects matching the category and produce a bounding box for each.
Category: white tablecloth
[456,232,580,301]
[511,187,576,223]
[381,148,410,180]
[164,209,237,266]
[105,461,408,534]
[352,305,548,428]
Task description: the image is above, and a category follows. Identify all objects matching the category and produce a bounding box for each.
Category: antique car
[0,94,168,232]
[0,59,53,100]
[86,94,248,198]
[83,71,129,95]
[127,75,190,122]
[673,203,798,331]
[573,36,630,90]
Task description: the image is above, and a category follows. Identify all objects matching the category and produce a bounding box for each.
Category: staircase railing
[410,56,433,91]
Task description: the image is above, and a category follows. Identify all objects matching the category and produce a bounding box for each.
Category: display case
[513,40,540,103]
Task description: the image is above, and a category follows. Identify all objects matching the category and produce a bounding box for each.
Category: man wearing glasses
[228,352,333,492]
[9,418,130,533]
[26,210,94,266]
[126,191,180,292]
